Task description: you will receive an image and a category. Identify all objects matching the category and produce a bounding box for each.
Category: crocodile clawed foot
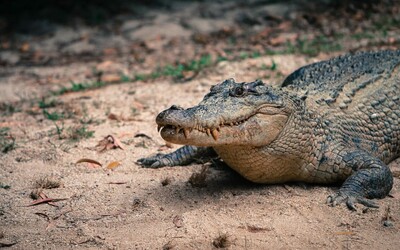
[137,154,165,168]
[327,191,379,211]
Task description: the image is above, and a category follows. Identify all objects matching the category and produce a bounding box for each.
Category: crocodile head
[156,78,293,147]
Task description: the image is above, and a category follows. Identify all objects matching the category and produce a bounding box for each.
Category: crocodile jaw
[158,112,289,147]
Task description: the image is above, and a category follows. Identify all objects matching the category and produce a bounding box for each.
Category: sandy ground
[1,1,400,249]
[0,54,399,249]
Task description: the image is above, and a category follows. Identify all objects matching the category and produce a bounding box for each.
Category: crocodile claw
[327,191,379,210]
[137,154,165,168]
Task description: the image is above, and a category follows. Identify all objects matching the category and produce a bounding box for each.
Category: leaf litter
[106,161,121,170]
[76,158,102,168]
[96,134,124,152]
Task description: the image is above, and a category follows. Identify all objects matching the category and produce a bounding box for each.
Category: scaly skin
[138,50,400,210]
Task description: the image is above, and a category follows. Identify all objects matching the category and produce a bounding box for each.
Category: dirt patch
[1,54,399,249]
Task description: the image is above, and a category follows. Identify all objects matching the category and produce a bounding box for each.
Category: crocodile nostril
[170,105,184,110]
[156,110,168,120]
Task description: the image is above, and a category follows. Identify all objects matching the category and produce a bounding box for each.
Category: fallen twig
[27,198,68,207]
[107,181,128,185]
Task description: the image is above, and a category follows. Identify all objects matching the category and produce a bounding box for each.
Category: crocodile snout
[156,105,195,128]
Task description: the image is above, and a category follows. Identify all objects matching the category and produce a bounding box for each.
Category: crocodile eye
[231,86,246,97]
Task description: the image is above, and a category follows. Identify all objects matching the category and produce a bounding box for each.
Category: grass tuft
[0,127,16,153]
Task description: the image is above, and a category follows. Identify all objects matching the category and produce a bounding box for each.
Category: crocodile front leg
[327,150,393,210]
[137,145,218,168]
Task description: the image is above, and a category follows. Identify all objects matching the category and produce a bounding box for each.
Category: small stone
[183,18,230,34]
[383,220,394,227]
[120,20,141,33]
[61,40,96,54]
[0,51,20,65]
[127,23,191,41]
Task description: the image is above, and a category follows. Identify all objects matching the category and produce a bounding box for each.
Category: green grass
[0,103,20,116]
[43,109,63,121]
[134,74,147,81]
[265,35,342,56]
[51,122,94,141]
[270,60,277,71]
[0,127,16,153]
[133,54,213,81]
[38,98,58,109]
[161,54,212,79]
[54,81,106,95]
[216,56,228,62]
[372,16,400,33]
[163,64,185,78]
[239,52,249,60]
[251,51,261,58]
[79,107,100,125]
[53,122,64,140]
[352,32,375,40]
[120,74,131,82]
[260,60,278,71]
[69,125,94,141]
[189,54,212,71]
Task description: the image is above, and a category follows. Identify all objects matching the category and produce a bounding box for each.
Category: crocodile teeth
[183,128,190,139]
[211,129,219,141]
[206,128,211,136]
[175,127,181,134]
[157,125,163,132]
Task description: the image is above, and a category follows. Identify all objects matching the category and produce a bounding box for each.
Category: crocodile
[138,50,400,210]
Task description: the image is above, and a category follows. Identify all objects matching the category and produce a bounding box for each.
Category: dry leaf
[20,42,30,52]
[101,73,121,83]
[34,212,50,221]
[96,60,114,72]
[134,133,152,139]
[132,101,144,111]
[334,231,356,235]
[108,113,122,121]
[181,70,197,81]
[269,33,298,46]
[173,215,183,228]
[76,158,102,168]
[103,48,118,56]
[246,225,271,233]
[108,113,136,122]
[96,135,124,152]
[1,41,10,49]
[107,161,121,170]
[277,21,292,31]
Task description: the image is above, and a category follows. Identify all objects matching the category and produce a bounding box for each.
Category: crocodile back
[281,50,400,163]
[281,50,400,107]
